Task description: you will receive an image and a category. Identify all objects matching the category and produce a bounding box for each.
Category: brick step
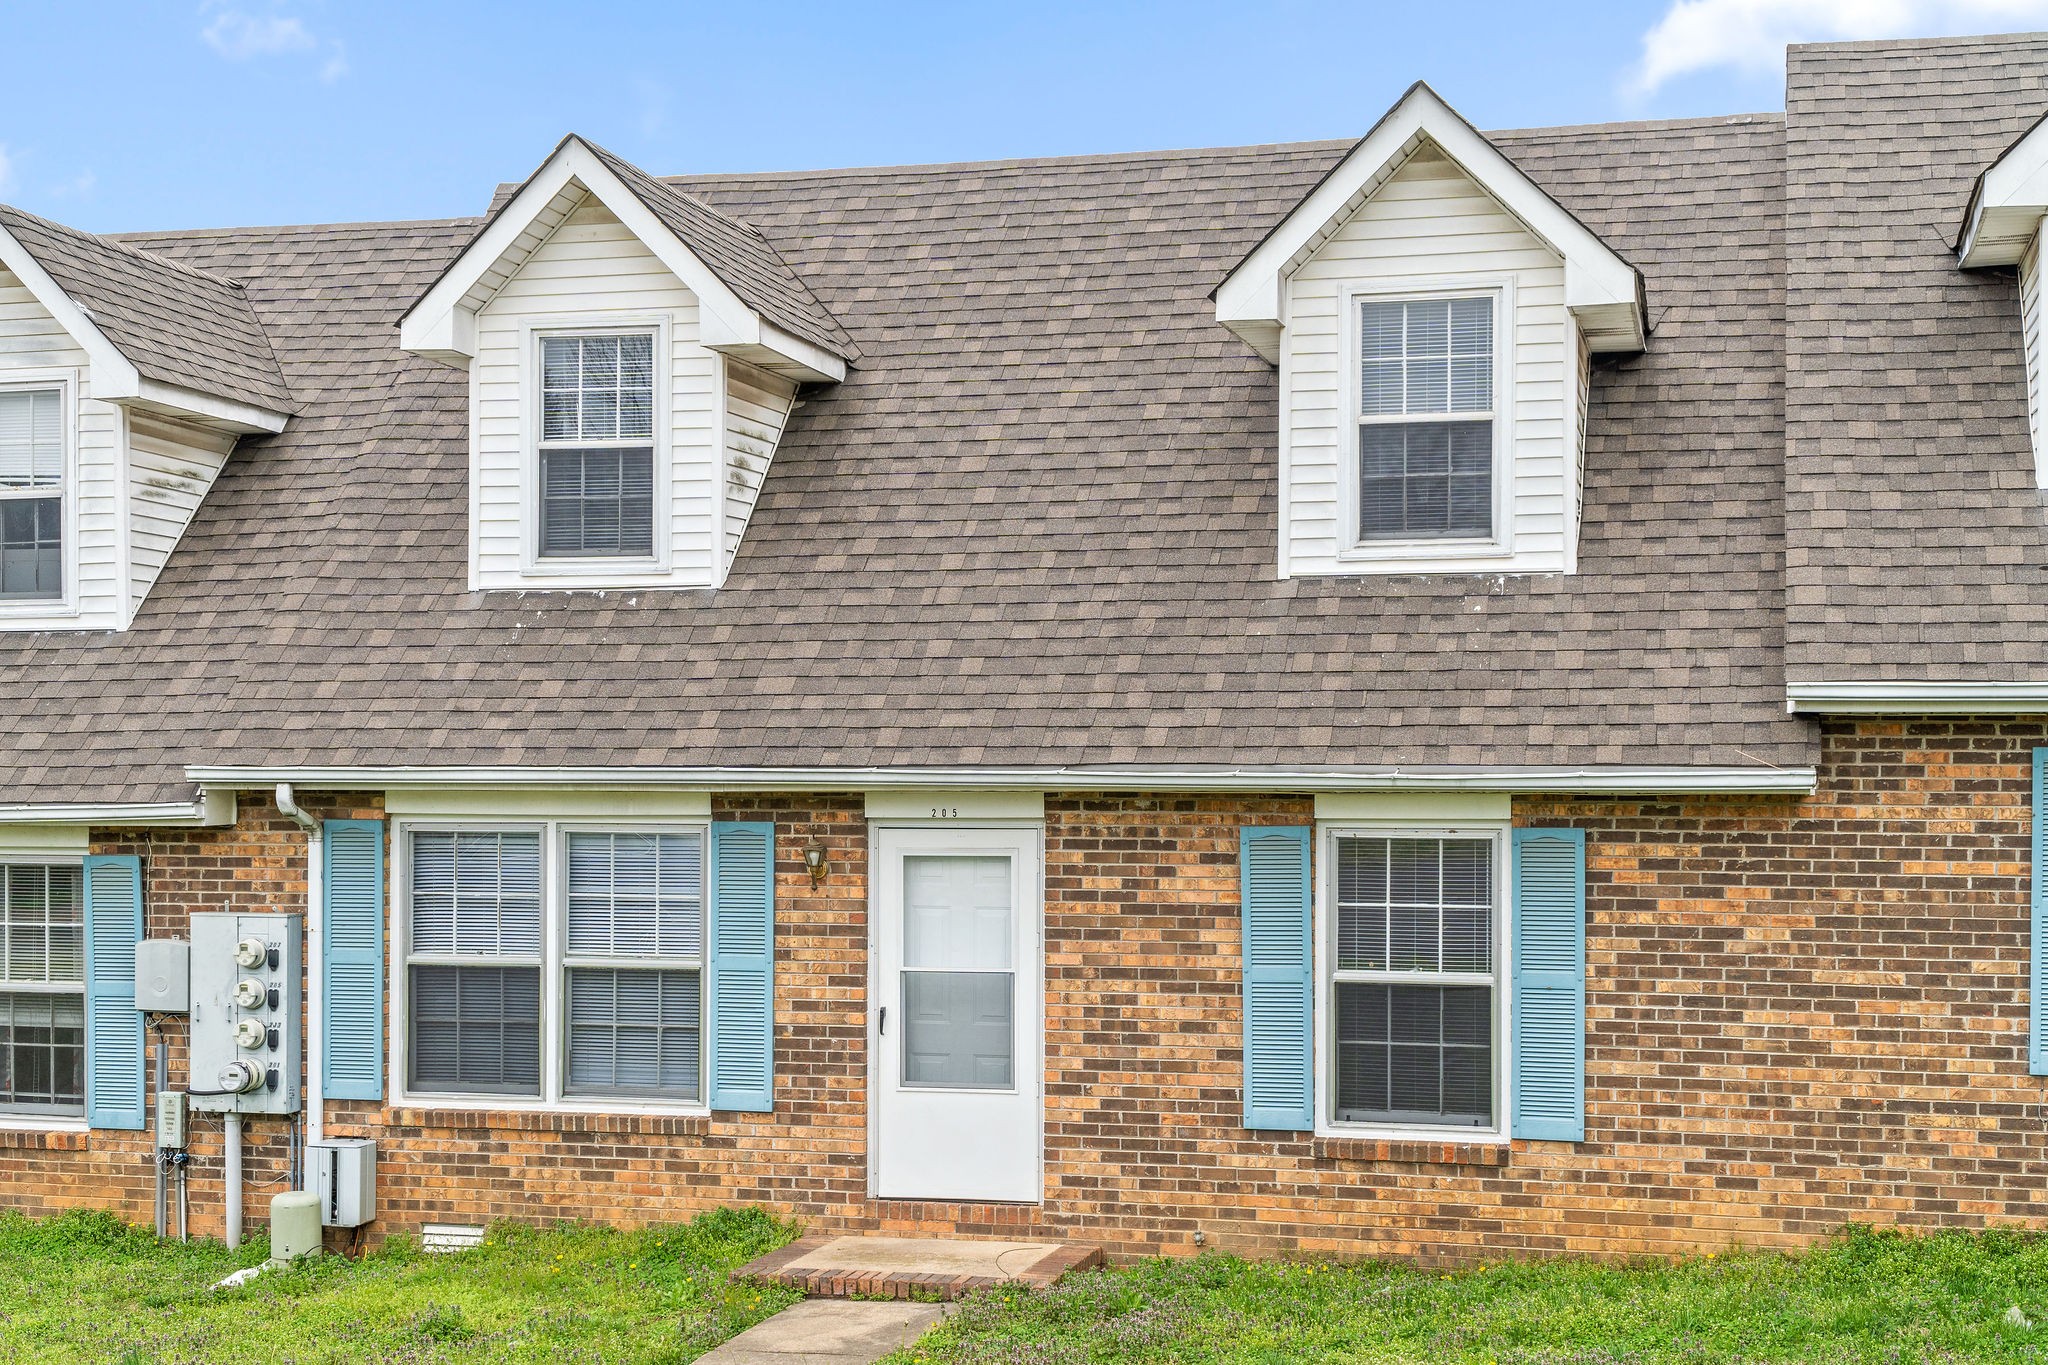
[733,1234,1105,1302]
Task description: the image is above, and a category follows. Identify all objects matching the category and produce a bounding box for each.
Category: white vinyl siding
[472,195,720,590]
[722,360,797,576]
[2023,232,2046,488]
[127,413,237,605]
[1282,145,1577,577]
[0,272,119,627]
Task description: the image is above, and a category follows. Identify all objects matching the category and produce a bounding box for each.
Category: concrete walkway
[698,1300,945,1364]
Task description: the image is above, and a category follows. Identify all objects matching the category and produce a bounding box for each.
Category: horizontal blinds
[1334,837,1493,974]
[0,390,60,490]
[1,864,84,985]
[539,449,655,558]
[408,831,541,956]
[565,831,703,958]
[541,334,655,441]
[565,967,700,1098]
[1360,297,1492,416]
[408,964,541,1095]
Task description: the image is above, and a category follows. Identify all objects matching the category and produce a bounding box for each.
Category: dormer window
[0,385,64,603]
[538,332,658,560]
[1357,294,1496,544]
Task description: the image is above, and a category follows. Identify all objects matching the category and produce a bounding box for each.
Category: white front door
[871,824,1043,1203]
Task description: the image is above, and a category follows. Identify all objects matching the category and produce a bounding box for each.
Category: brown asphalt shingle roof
[1782,33,2048,680]
[0,108,1822,805]
[0,204,295,414]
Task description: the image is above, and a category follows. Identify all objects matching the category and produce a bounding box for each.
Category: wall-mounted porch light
[802,843,829,886]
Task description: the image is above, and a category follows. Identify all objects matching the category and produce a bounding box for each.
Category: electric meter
[233,978,265,1009]
[234,938,267,969]
[217,1060,263,1094]
[233,1017,266,1049]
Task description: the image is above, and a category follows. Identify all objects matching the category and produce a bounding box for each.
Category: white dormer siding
[1280,147,1577,577]
[723,362,797,575]
[472,197,722,590]
[0,268,127,628]
[2022,231,2045,487]
[128,413,237,604]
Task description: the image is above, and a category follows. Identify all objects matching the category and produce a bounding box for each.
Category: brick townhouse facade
[4,35,2048,1262]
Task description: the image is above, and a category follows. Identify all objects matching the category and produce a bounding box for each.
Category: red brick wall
[6,721,2048,1261]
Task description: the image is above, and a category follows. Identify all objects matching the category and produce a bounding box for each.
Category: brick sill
[345,1108,711,1138]
[1312,1137,1508,1168]
[0,1127,89,1151]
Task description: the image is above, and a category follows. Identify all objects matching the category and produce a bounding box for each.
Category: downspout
[275,784,323,1157]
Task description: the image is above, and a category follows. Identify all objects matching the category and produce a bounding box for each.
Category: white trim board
[1214,82,1645,361]
[1958,108,2048,267]
[383,788,711,818]
[185,763,1818,795]
[0,791,236,827]
[1788,681,2048,714]
[864,790,1045,821]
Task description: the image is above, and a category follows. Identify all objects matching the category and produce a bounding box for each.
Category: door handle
[878,1006,887,1037]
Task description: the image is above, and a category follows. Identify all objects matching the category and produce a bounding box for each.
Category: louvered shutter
[1241,825,1314,1130]
[82,854,145,1130]
[2032,750,2047,1075]
[708,822,775,1112]
[1511,827,1586,1141]
[323,820,386,1101]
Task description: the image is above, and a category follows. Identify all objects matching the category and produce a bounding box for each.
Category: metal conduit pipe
[224,1112,242,1250]
[274,784,323,1157]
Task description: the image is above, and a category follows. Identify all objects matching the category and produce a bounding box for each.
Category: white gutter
[185,762,1819,796]
[273,785,324,1155]
[0,791,237,826]
[1788,681,2048,715]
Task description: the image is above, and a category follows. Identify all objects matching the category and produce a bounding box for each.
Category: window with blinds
[1330,835,1497,1128]
[0,389,63,602]
[406,831,543,1095]
[1357,296,1495,543]
[537,334,656,559]
[402,825,706,1106]
[0,863,85,1115]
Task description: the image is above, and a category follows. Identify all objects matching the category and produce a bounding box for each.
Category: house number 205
[929,806,961,818]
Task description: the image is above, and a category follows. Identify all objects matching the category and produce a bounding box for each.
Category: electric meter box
[188,913,301,1115]
[311,1138,376,1227]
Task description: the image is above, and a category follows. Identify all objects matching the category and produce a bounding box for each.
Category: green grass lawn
[887,1227,2048,1365]
[0,1205,801,1364]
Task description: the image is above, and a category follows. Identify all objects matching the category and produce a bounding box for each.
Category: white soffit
[398,138,845,383]
[1789,680,2048,714]
[1214,81,1647,362]
[1959,109,2048,268]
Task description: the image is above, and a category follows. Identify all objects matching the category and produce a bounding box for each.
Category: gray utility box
[311,1138,376,1227]
[188,913,301,1116]
[133,938,190,1013]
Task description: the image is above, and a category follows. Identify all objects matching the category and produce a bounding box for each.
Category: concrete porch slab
[735,1233,1104,1301]
[697,1300,945,1364]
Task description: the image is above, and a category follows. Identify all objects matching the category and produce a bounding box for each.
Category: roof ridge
[0,201,251,291]
[1787,29,2048,55]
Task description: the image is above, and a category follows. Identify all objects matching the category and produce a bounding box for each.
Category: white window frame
[1313,821,1510,1143]
[517,319,672,578]
[0,370,79,621]
[0,856,88,1125]
[1338,280,1514,564]
[390,816,710,1116]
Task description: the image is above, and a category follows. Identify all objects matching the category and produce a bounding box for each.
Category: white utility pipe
[274,784,323,1154]
[224,1112,242,1250]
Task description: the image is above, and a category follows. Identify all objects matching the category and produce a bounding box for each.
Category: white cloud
[1630,0,2048,95]
[201,9,316,61]
[49,171,96,200]
[0,146,14,200]
[319,42,348,83]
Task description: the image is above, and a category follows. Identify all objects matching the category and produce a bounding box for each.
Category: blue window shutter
[1241,825,1313,1130]
[323,819,387,1101]
[83,854,145,1130]
[1512,827,1586,1141]
[709,821,775,1113]
[2032,749,2048,1075]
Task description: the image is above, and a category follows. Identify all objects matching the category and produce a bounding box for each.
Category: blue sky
[9,0,2048,232]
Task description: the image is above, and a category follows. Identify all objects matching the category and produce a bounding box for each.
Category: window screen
[1331,835,1495,1128]
[0,864,84,1115]
[563,831,702,1100]
[1358,297,1494,542]
[0,390,62,601]
[538,334,655,559]
[407,832,543,1096]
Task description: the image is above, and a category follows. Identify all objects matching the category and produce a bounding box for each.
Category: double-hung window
[1328,833,1499,1130]
[537,333,657,560]
[0,388,63,601]
[1356,295,1496,543]
[0,864,86,1117]
[402,824,706,1107]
